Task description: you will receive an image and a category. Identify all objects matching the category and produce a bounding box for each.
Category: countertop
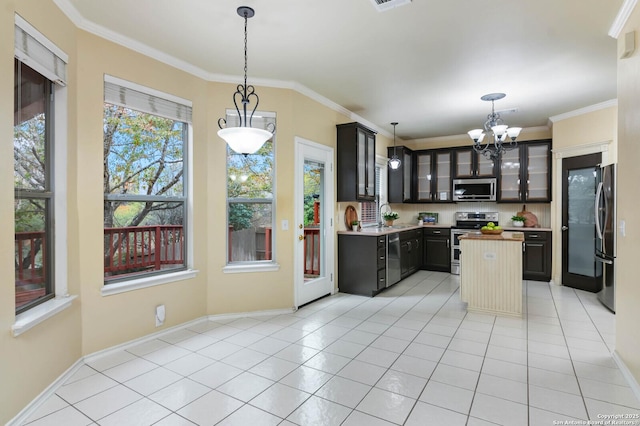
[338,224,550,236]
[338,223,453,236]
[459,231,525,242]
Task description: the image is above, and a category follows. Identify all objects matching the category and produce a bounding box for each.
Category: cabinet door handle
[433,230,441,234]
[447,239,450,248]
[529,234,539,238]
[379,256,385,260]
[522,242,526,252]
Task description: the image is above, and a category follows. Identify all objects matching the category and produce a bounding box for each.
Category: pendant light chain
[243,11,248,89]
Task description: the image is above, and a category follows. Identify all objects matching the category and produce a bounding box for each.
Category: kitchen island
[459,231,525,317]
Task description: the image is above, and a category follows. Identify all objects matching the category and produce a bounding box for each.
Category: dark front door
[561,153,601,292]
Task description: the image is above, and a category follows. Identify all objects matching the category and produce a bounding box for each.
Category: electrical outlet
[155,305,165,327]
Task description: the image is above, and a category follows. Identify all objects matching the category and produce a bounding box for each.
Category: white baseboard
[207,307,295,322]
[613,350,640,403]
[7,358,86,426]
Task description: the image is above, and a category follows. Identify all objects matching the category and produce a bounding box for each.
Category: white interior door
[294,137,334,307]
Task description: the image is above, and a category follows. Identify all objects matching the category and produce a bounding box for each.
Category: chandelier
[218,6,274,155]
[467,93,521,161]
[388,122,401,169]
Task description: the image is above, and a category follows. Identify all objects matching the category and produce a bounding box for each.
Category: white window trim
[101,269,199,296]
[102,123,196,296]
[223,263,280,274]
[13,61,73,337]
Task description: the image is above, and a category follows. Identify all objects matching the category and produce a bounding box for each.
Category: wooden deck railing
[104,225,184,280]
[304,227,320,276]
[16,224,320,291]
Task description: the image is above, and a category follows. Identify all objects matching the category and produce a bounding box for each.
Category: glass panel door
[303,160,324,281]
[416,152,432,201]
[562,153,601,292]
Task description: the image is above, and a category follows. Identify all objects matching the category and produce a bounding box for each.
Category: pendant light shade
[218,126,272,155]
[388,122,401,169]
[218,6,274,155]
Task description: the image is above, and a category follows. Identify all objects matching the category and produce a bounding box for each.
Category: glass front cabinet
[453,148,496,178]
[415,150,452,203]
[497,140,551,203]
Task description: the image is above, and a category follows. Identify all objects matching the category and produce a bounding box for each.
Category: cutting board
[344,205,358,229]
[517,205,538,228]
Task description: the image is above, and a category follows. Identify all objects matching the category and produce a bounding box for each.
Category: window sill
[101,269,199,297]
[13,295,78,337]
[223,263,280,274]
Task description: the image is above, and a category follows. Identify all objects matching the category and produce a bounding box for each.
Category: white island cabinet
[459,232,525,317]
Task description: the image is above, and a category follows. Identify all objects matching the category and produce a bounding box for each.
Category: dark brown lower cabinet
[338,234,387,297]
[422,227,451,272]
[523,231,552,281]
[400,229,422,278]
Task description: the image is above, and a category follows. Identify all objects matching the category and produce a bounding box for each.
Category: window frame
[101,76,196,294]
[12,15,73,336]
[224,110,279,273]
[360,155,388,227]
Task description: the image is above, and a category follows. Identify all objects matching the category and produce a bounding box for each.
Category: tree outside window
[103,102,188,282]
[226,113,276,263]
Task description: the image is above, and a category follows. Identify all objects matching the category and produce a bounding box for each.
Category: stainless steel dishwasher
[387,233,401,287]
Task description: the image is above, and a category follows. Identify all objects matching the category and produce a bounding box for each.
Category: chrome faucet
[379,202,391,227]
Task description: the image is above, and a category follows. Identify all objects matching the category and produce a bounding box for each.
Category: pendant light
[388,122,401,169]
[217,6,274,155]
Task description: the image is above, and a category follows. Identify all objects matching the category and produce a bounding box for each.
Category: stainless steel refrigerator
[595,163,616,312]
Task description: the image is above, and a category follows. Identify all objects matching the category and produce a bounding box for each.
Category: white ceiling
[55,0,624,140]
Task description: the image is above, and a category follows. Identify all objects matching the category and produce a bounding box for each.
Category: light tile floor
[21,271,640,425]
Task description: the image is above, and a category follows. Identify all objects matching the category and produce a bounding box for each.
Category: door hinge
[331,273,333,282]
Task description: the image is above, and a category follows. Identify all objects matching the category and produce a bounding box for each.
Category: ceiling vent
[370,0,412,12]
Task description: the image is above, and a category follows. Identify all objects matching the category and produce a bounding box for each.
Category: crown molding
[548,99,618,123]
[609,0,638,38]
[52,0,392,138]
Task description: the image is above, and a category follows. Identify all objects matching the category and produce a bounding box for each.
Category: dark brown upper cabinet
[337,122,376,202]
[497,140,552,203]
[387,146,413,203]
[453,147,497,178]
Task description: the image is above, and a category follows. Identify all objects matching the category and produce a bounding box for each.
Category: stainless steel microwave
[453,178,497,202]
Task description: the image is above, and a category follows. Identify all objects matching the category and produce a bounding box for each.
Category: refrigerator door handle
[594,181,604,241]
[595,255,613,265]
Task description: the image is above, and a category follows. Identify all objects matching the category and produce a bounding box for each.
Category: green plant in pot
[351,220,359,231]
[511,215,526,227]
[383,211,399,226]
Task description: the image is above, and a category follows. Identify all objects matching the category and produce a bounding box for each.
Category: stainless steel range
[451,211,499,275]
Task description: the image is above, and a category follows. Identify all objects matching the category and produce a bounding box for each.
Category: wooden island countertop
[459,231,524,242]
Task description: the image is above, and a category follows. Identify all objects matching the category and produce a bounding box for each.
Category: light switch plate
[282,219,289,230]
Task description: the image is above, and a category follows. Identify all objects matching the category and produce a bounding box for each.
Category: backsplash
[389,202,551,228]
[336,202,550,230]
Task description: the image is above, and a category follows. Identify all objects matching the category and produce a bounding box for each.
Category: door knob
[298,235,304,241]
[561,225,569,231]
[299,224,303,229]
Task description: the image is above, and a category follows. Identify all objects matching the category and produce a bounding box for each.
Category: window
[103,76,191,283]
[226,111,276,265]
[14,16,68,315]
[14,60,54,313]
[360,159,387,226]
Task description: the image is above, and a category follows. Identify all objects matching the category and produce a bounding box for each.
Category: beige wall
[2,1,356,422]
[616,6,640,384]
[1,1,84,420]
